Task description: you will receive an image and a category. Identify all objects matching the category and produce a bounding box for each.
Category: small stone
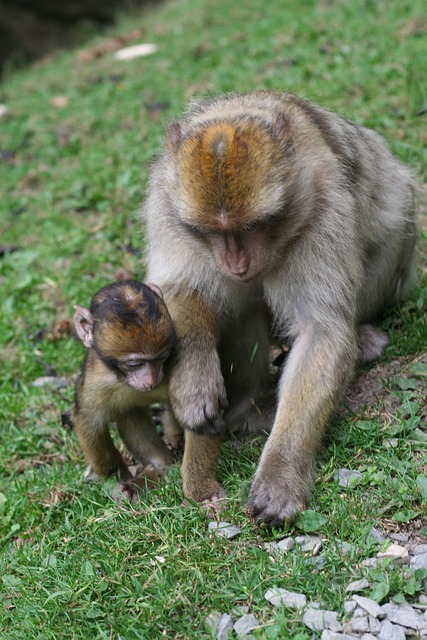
[206,613,221,630]
[350,614,370,633]
[352,606,368,618]
[344,600,357,615]
[0,104,10,118]
[352,595,385,618]
[383,438,399,449]
[208,522,241,539]
[277,537,295,553]
[295,535,322,554]
[335,468,364,488]
[414,545,427,555]
[411,552,427,571]
[337,542,353,557]
[321,631,359,640]
[368,616,381,634]
[389,533,409,543]
[216,613,233,639]
[346,579,370,593]
[381,602,425,630]
[263,542,279,554]
[378,619,406,640]
[114,43,158,60]
[264,587,307,609]
[361,635,377,640]
[306,555,327,570]
[377,544,409,561]
[303,608,342,632]
[420,595,427,605]
[233,614,259,635]
[231,606,249,616]
[369,527,386,542]
[207,612,234,639]
[362,557,379,568]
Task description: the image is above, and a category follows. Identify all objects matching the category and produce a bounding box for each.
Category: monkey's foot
[358,324,389,364]
[83,465,100,482]
[246,474,307,527]
[183,479,226,505]
[182,486,227,519]
[202,495,228,520]
[162,433,185,453]
[112,465,163,503]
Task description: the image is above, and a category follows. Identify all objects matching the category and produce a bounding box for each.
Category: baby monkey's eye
[120,361,145,373]
[126,361,144,368]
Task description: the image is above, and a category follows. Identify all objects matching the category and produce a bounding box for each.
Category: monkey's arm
[247,321,358,525]
[164,290,228,435]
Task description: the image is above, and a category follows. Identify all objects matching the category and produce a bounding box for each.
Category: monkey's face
[96,315,175,392]
[87,280,176,392]
[120,357,168,392]
[96,322,174,392]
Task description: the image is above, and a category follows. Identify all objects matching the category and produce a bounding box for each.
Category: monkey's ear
[146,283,164,299]
[73,305,94,348]
[166,122,183,151]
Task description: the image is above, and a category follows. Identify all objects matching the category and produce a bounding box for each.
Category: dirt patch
[342,351,427,422]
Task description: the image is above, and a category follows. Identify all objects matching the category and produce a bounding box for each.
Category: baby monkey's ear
[73,305,94,348]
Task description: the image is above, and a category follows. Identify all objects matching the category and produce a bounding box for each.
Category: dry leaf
[50,96,69,108]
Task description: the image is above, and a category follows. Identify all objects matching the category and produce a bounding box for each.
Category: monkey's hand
[169,351,228,436]
[246,459,311,527]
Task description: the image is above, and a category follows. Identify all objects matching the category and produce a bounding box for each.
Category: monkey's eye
[126,361,144,369]
[120,360,145,372]
[180,220,206,239]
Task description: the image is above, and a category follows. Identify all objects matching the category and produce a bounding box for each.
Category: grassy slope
[0,0,426,637]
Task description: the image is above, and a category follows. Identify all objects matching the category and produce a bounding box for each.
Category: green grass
[1,0,426,637]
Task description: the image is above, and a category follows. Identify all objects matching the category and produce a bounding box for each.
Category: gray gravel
[206,526,427,639]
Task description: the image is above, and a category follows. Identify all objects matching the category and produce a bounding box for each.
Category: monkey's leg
[247,326,357,526]
[73,414,130,480]
[181,431,225,503]
[162,408,184,452]
[220,301,275,435]
[116,409,174,474]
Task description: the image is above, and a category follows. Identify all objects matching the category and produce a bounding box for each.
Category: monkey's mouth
[226,269,260,284]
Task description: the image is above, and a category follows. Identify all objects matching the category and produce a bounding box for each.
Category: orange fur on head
[177,121,284,231]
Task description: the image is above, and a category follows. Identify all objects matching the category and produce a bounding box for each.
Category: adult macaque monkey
[73,279,183,501]
[142,91,417,526]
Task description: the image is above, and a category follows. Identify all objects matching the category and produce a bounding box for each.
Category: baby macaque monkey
[73,279,183,501]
